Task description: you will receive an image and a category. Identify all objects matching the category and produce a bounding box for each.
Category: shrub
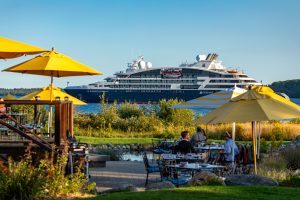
[157,99,194,126]
[73,100,300,140]
[0,157,45,200]
[259,138,268,153]
[153,129,177,139]
[258,156,290,181]
[118,103,144,119]
[259,155,287,170]
[0,155,95,199]
[270,123,285,141]
[101,104,119,129]
[39,154,94,197]
[290,118,300,124]
[281,173,300,187]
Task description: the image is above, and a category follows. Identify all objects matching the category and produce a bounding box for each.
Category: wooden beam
[55,103,61,146]
[0,119,52,151]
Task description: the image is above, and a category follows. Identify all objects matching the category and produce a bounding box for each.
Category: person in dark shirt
[175,131,195,154]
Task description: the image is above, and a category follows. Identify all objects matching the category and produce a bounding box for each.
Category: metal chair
[142,152,160,186]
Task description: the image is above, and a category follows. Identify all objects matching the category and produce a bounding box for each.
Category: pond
[120,151,156,162]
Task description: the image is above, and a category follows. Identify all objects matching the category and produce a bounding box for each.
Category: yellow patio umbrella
[3,93,17,100]
[0,36,47,59]
[19,84,86,105]
[3,48,102,133]
[197,86,300,174]
[2,48,102,77]
[2,48,102,100]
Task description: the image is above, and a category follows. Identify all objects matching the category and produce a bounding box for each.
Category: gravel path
[89,161,160,192]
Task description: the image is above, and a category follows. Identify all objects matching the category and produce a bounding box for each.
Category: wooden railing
[0,100,74,150]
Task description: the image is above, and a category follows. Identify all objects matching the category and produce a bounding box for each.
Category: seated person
[0,98,6,113]
[219,131,239,164]
[190,126,207,146]
[175,131,195,154]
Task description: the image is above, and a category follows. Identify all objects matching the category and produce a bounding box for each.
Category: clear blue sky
[0,0,299,88]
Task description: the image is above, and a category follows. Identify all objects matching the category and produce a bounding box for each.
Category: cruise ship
[64,53,261,103]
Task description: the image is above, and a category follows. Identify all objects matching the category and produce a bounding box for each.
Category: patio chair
[142,152,160,186]
[157,159,191,187]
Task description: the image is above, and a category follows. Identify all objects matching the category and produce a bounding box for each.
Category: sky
[0,0,299,88]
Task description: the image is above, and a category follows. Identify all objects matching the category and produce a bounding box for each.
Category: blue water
[75,98,300,115]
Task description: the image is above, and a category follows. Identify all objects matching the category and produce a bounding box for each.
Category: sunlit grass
[76,186,300,200]
[76,136,155,145]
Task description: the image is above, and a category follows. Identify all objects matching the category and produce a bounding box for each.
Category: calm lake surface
[75,98,300,115]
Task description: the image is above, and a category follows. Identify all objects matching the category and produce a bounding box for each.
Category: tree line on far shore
[270,79,300,98]
[0,88,39,96]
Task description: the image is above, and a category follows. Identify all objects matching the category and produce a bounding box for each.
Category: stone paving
[89,161,160,192]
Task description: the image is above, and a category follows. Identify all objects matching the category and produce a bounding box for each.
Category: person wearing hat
[223,131,239,163]
[190,126,207,146]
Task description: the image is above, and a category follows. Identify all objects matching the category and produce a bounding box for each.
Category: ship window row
[119,80,197,83]
[125,74,235,80]
[209,79,256,83]
[112,85,171,89]
[131,74,212,79]
[130,75,199,79]
[243,80,257,83]
[204,85,234,88]
[180,85,199,89]
[210,80,241,83]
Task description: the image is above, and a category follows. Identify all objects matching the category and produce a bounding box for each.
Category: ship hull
[64,89,217,103]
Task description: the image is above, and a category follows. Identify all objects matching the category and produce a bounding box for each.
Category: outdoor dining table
[169,163,225,176]
[194,145,224,151]
[194,145,224,163]
[161,153,203,162]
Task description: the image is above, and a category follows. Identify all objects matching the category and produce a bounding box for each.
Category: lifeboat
[160,69,182,78]
[227,70,238,73]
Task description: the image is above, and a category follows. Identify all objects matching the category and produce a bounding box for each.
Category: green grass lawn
[76,136,230,145]
[76,136,155,145]
[77,186,300,200]
[76,136,290,146]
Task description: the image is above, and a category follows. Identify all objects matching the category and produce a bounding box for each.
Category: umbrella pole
[232,122,236,163]
[252,121,257,174]
[232,122,236,141]
[48,76,54,136]
[257,122,261,159]
[48,107,53,136]
[254,121,257,155]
